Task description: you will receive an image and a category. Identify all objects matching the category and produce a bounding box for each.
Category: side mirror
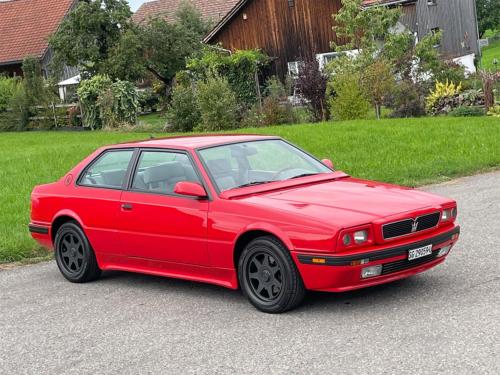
[174,181,208,199]
[322,159,334,169]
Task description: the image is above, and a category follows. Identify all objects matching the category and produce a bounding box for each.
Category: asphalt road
[1,171,499,374]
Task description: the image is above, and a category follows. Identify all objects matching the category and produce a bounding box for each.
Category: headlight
[441,207,457,222]
[337,225,373,250]
[354,230,369,244]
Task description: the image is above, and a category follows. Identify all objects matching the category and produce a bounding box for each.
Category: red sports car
[30,135,460,313]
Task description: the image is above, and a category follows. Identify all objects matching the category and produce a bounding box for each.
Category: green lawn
[481,38,500,71]
[1,116,499,262]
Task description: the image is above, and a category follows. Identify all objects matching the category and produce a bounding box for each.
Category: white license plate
[408,244,433,261]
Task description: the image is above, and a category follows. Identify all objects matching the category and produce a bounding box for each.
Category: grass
[1,116,499,262]
[481,38,500,71]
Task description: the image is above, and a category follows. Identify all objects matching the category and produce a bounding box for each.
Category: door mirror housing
[322,159,334,169]
[174,182,208,199]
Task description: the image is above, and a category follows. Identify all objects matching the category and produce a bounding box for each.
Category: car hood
[238,177,450,228]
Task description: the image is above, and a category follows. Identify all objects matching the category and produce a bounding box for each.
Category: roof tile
[0,0,75,64]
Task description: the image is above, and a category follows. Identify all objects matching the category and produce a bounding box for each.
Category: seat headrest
[101,169,126,187]
[143,162,185,184]
[207,159,232,175]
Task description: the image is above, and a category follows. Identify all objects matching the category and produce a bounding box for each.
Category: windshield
[199,139,332,192]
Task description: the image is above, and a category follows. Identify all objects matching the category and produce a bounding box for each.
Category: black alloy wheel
[54,222,101,283]
[238,236,305,313]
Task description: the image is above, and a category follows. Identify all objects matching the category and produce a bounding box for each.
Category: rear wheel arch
[51,215,82,243]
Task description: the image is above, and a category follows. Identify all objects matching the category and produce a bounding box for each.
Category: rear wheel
[54,222,101,283]
[238,236,305,313]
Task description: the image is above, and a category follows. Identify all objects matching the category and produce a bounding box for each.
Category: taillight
[337,225,373,251]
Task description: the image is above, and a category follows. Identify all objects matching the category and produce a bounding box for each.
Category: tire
[238,236,305,313]
[54,222,101,283]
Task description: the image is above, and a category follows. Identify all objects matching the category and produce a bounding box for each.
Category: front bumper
[292,225,460,292]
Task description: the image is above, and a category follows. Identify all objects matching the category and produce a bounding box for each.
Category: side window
[132,151,200,195]
[79,150,134,189]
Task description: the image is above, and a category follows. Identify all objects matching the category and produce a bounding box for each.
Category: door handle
[121,203,133,211]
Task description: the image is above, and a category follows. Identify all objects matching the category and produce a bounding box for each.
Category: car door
[117,149,209,266]
[75,148,135,255]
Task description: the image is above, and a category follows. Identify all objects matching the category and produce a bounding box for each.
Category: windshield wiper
[288,173,320,180]
[235,180,275,189]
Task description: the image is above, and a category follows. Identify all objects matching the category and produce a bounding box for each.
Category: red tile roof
[132,0,240,25]
[0,0,75,65]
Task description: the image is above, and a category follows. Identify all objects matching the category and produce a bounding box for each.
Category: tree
[332,0,401,52]
[139,4,211,86]
[50,0,132,78]
[297,59,329,122]
[476,0,500,37]
[361,59,395,119]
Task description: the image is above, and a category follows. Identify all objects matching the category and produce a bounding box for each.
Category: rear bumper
[292,225,460,292]
[28,223,53,249]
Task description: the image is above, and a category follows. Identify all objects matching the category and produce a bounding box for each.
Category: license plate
[408,244,433,261]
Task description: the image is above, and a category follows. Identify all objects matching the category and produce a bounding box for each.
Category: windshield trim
[195,138,335,196]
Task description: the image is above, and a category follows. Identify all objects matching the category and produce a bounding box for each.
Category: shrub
[426,80,463,115]
[0,76,21,112]
[297,59,328,122]
[197,74,238,131]
[188,49,269,109]
[328,71,370,121]
[166,83,201,132]
[78,76,138,129]
[77,75,113,129]
[487,105,500,117]
[448,106,485,117]
[261,77,295,126]
[138,88,160,113]
[388,80,426,118]
[434,61,466,85]
[361,59,396,119]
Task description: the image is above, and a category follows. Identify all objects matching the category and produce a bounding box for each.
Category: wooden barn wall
[399,3,418,34]
[211,0,345,77]
[416,0,479,58]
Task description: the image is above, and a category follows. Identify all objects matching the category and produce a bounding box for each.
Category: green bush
[449,106,486,117]
[0,76,21,112]
[166,83,201,132]
[78,76,138,129]
[197,74,238,131]
[328,71,370,121]
[389,80,426,118]
[261,77,295,125]
[77,75,113,129]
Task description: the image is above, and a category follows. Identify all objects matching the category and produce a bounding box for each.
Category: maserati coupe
[30,135,460,313]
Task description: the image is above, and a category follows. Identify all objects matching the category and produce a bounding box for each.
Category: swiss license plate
[408,244,433,261]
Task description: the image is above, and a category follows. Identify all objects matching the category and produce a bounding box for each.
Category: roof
[0,0,75,65]
[116,135,279,150]
[132,0,240,25]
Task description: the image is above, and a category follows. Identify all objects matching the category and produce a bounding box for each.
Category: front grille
[381,251,439,275]
[382,212,440,240]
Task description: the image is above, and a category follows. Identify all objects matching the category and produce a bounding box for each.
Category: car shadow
[98,270,432,314]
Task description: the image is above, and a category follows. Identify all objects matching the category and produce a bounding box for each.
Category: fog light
[437,245,451,258]
[361,265,382,279]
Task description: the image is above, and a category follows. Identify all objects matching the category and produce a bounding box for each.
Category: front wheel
[54,222,101,283]
[238,236,305,313]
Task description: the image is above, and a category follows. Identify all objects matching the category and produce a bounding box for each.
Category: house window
[288,0,295,7]
[427,0,437,5]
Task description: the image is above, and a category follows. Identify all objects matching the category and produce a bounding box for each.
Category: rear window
[79,150,134,189]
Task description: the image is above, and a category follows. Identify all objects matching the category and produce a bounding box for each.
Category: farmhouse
[136,0,480,78]
[0,0,78,79]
